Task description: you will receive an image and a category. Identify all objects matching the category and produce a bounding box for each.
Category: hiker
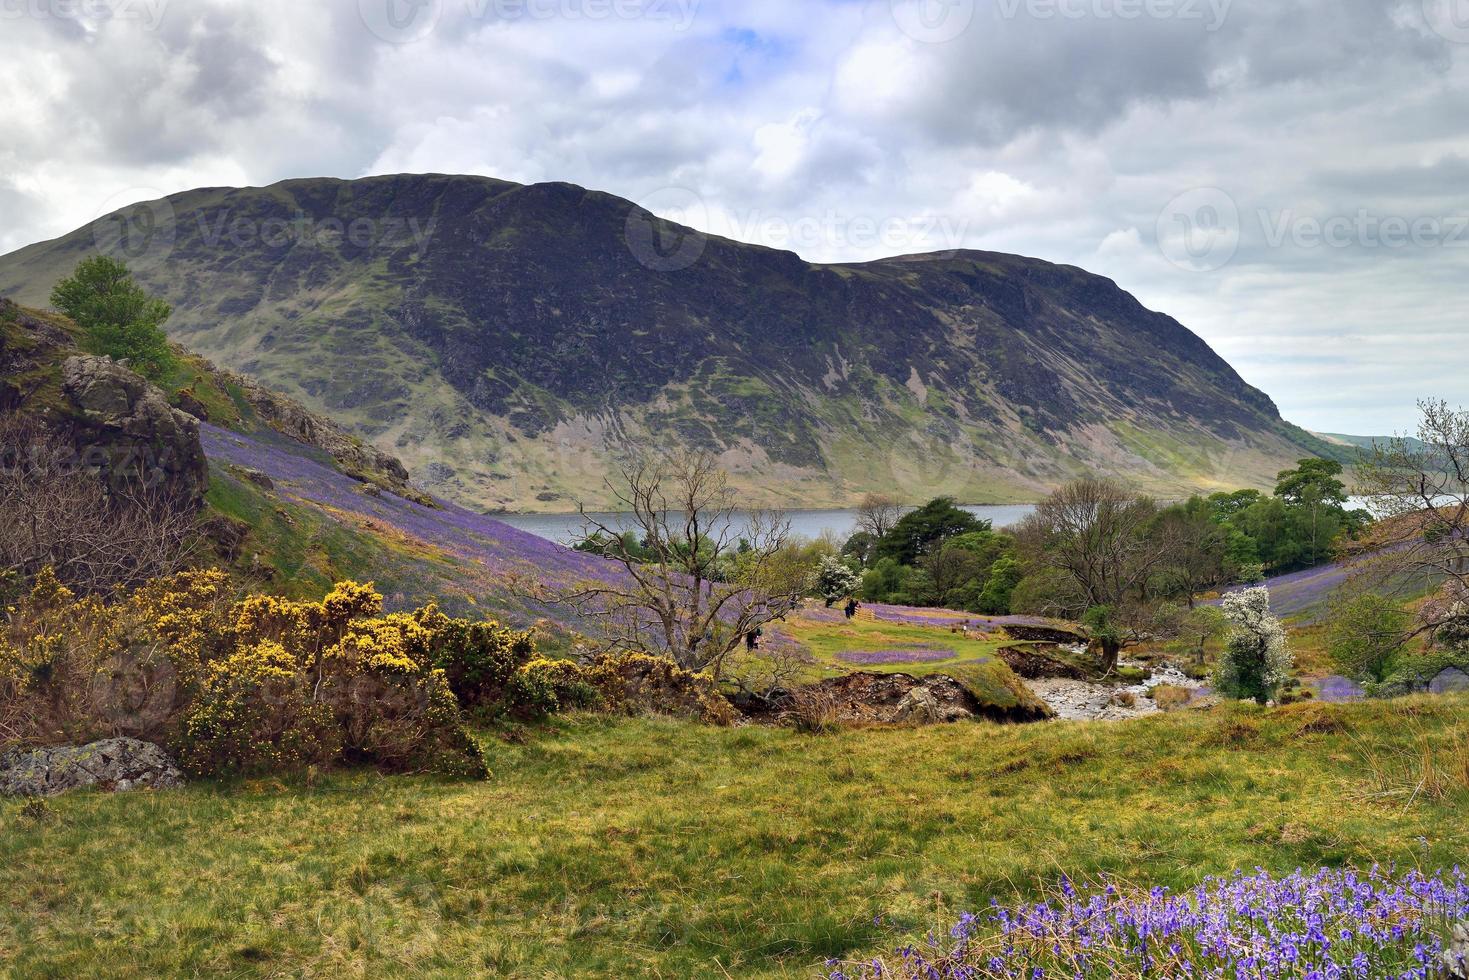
[745,627,763,651]
[844,598,858,619]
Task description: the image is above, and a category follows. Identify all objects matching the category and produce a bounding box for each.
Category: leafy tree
[1273,458,1358,566]
[815,556,862,607]
[50,256,175,380]
[1325,591,1409,684]
[975,556,1023,615]
[1215,587,1293,704]
[874,497,986,566]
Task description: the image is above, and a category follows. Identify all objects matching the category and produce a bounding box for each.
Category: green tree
[874,497,986,566]
[1325,592,1408,684]
[50,256,175,380]
[975,556,1023,615]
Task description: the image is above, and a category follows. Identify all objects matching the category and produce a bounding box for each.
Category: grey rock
[1430,667,1469,695]
[1442,922,1469,978]
[61,355,208,507]
[0,738,184,798]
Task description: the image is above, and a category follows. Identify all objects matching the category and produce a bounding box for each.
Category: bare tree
[0,413,202,596]
[1016,478,1169,670]
[542,450,813,678]
[855,493,905,540]
[1355,399,1469,639]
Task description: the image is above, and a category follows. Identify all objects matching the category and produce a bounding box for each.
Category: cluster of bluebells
[830,866,1469,979]
[865,605,1055,631]
[838,646,958,666]
[1216,562,1353,626]
[201,424,615,624]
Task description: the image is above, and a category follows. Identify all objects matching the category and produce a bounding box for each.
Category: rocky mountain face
[0,175,1339,511]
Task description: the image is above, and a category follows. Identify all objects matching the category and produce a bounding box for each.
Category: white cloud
[1,0,1467,433]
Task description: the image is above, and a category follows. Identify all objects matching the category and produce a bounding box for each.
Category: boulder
[0,738,185,798]
[61,355,208,508]
[1430,667,1469,695]
[1442,922,1469,979]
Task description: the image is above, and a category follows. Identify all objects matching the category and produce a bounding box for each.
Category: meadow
[4,696,1468,978]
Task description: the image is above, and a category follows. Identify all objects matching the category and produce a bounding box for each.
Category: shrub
[589,652,737,725]
[1369,650,1469,699]
[1325,591,1409,683]
[2,573,490,780]
[417,604,538,709]
[508,658,603,718]
[176,641,340,777]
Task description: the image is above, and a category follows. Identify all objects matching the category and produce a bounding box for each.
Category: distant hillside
[0,174,1345,511]
[1314,432,1425,454]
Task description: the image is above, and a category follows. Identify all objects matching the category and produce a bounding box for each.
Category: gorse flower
[833,866,1469,980]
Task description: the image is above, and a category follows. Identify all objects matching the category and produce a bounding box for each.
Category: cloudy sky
[2,0,1467,434]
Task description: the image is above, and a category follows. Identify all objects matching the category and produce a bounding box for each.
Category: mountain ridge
[0,173,1342,511]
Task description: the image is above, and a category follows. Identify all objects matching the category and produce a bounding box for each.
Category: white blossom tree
[815,556,862,607]
[1216,587,1293,704]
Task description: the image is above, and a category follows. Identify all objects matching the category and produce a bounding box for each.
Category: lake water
[496,504,1038,546]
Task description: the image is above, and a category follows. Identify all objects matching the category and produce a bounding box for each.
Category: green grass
[771,610,1048,711]
[4,698,1468,977]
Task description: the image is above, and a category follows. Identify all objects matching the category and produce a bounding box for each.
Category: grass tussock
[2,697,1468,977]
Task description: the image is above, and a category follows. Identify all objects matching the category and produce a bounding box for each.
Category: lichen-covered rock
[0,738,185,797]
[61,355,208,507]
[781,671,1045,726]
[1442,922,1469,978]
[1430,667,1469,695]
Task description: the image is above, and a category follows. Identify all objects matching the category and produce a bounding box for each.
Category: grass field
[4,696,1468,977]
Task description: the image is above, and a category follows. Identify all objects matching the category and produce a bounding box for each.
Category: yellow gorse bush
[0,571,491,779]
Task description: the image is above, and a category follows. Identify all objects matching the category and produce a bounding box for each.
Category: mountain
[0,174,1342,512]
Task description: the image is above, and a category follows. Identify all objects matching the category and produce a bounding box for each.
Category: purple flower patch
[837,647,957,665]
[829,866,1469,980]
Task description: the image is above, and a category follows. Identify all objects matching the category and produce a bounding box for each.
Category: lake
[495,504,1038,546]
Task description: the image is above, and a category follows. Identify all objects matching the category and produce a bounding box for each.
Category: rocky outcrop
[61,355,208,507]
[999,644,1091,680]
[1004,624,1090,645]
[784,671,1049,725]
[0,738,184,797]
[216,370,429,504]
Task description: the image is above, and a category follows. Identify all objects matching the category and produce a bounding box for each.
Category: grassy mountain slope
[0,174,1343,511]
